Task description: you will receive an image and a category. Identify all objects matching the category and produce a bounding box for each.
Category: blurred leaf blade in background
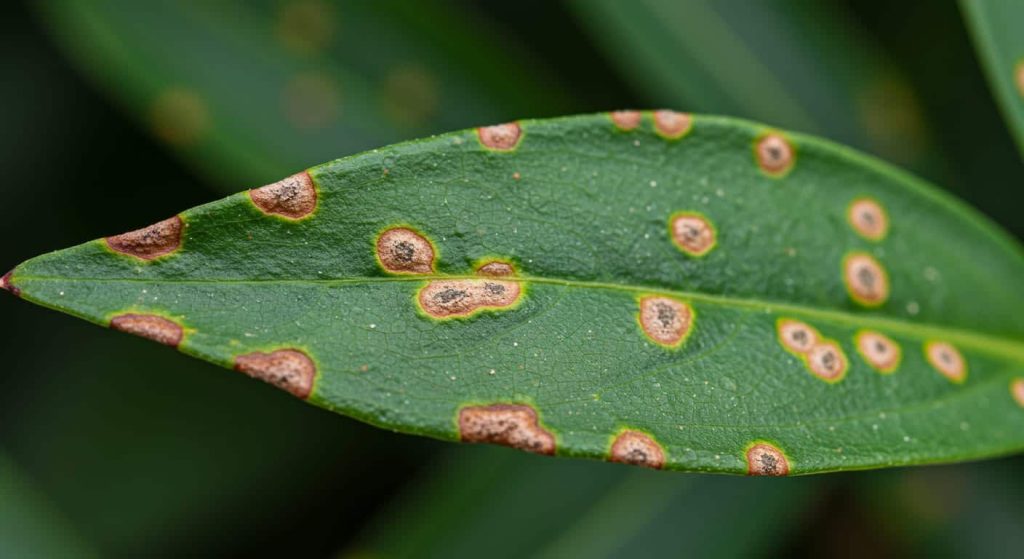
[0,452,97,558]
[7,113,1024,474]
[569,0,935,171]
[36,0,570,188]
[960,0,1024,156]
[356,445,820,559]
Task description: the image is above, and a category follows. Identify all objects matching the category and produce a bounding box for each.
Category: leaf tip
[0,269,20,297]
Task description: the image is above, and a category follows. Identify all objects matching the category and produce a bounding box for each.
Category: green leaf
[357,445,818,558]
[36,0,569,188]
[0,452,97,558]
[6,113,1024,475]
[960,0,1024,156]
[570,0,935,168]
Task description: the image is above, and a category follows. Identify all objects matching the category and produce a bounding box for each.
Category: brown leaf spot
[925,341,967,384]
[419,279,521,318]
[638,296,693,348]
[0,270,20,297]
[610,110,641,131]
[476,260,516,277]
[609,430,665,469]
[777,318,818,354]
[670,212,716,257]
[848,198,889,241]
[106,216,183,261]
[110,314,183,347]
[653,110,692,139]
[755,133,794,176]
[1011,378,1024,408]
[458,404,555,455]
[376,228,435,274]
[235,349,316,399]
[856,330,901,373]
[808,341,848,382]
[249,171,318,219]
[843,253,889,307]
[477,122,522,151]
[746,442,790,476]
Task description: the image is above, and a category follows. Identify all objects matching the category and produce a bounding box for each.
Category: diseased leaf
[5,113,1024,475]
[36,0,568,188]
[960,0,1024,156]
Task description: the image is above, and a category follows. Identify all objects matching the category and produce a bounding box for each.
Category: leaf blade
[8,113,1024,474]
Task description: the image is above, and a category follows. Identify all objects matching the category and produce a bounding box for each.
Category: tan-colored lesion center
[249,171,318,219]
[746,443,789,476]
[756,134,794,175]
[234,349,317,399]
[106,216,183,260]
[458,404,555,455]
[609,431,665,469]
[670,213,715,256]
[638,296,693,347]
[376,228,435,274]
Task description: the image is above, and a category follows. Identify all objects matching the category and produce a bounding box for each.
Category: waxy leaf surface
[7,113,1024,474]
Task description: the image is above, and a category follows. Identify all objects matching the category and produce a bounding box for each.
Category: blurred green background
[1,1,1022,557]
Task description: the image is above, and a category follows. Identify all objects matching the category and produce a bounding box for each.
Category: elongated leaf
[36,0,568,188]
[5,113,1024,475]
[960,0,1024,156]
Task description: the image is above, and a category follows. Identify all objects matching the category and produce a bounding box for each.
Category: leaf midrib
[17,273,1024,362]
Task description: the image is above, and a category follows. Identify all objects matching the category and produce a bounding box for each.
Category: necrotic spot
[376,228,435,274]
[843,253,889,307]
[477,122,522,151]
[777,318,818,354]
[234,348,317,399]
[746,442,790,476]
[807,341,848,382]
[669,212,716,257]
[476,260,516,277]
[458,404,555,455]
[925,341,967,384]
[1012,378,1024,408]
[653,110,692,139]
[110,313,183,347]
[249,171,317,219]
[0,270,20,297]
[609,430,665,469]
[105,216,183,261]
[418,279,521,318]
[848,198,889,241]
[755,133,794,176]
[638,296,693,348]
[610,110,641,131]
[856,330,900,373]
